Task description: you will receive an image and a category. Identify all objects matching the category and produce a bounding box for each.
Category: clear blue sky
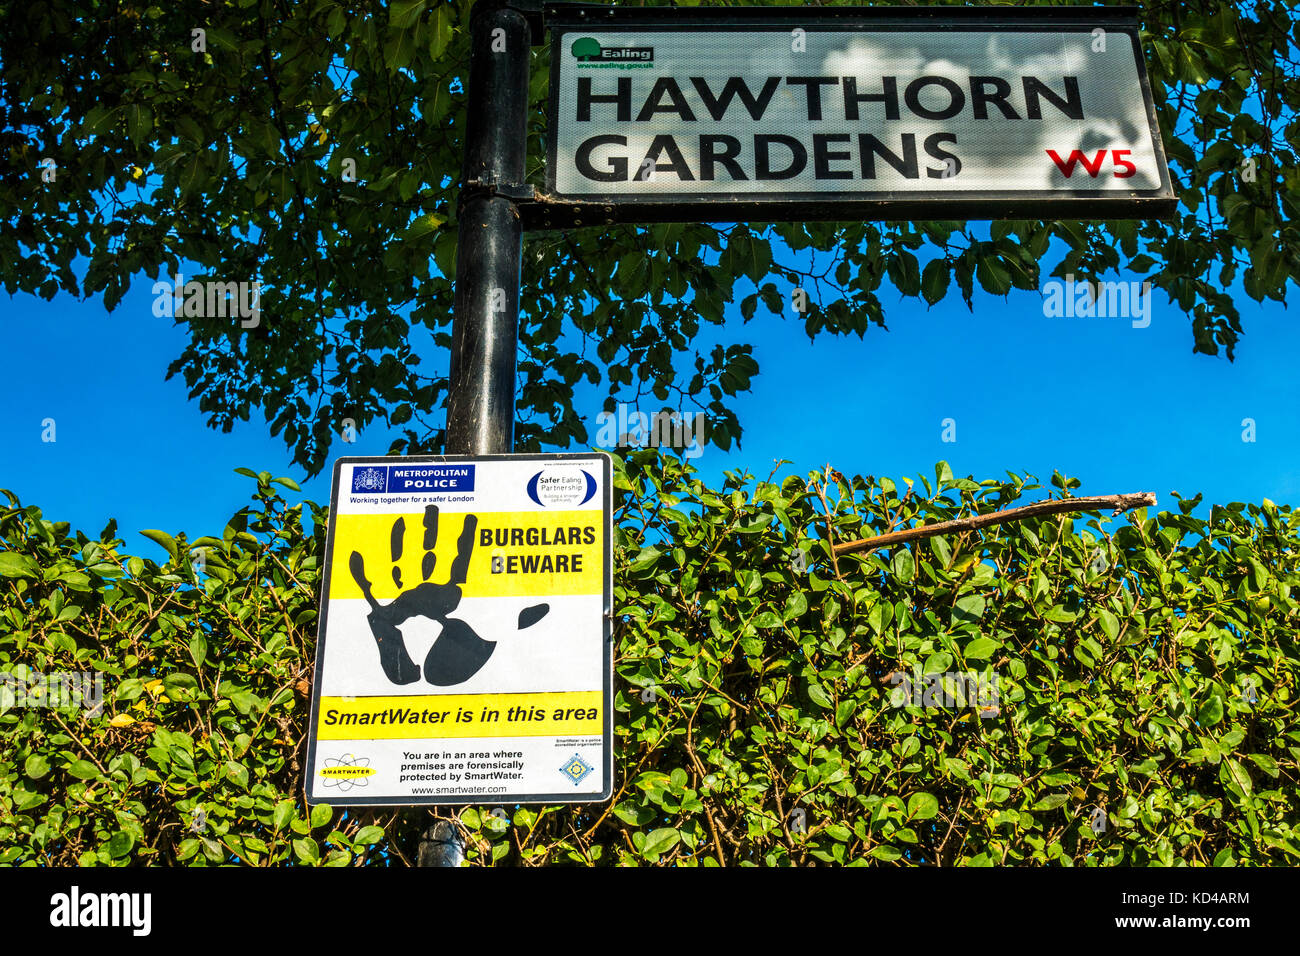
[2,241,1295,563]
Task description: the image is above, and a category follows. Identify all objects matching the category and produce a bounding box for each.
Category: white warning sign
[305,454,613,806]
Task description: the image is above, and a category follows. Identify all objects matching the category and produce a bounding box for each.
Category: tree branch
[832,492,1157,557]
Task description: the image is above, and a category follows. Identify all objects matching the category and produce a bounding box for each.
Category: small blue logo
[350,464,475,494]
[559,753,594,786]
[527,469,597,507]
[352,467,386,492]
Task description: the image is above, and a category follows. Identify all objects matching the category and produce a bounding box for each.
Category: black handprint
[348,506,549,686]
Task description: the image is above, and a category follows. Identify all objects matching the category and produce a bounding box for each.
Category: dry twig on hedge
[831,492,1158,557]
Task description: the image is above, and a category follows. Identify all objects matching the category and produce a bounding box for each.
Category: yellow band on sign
[316,691,603,739]
[328,510,603,601]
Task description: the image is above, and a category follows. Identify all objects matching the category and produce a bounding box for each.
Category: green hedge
[1,452,1298,865]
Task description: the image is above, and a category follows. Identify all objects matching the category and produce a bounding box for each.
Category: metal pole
[423,0,533,867]
[417,820,466,868]
[445,0,532,457]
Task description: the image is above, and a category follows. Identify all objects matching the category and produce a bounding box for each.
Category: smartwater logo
[50,886,151,936]
[571,36,653,67]
[350,464,476,494]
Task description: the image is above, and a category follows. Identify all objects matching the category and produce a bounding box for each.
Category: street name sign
[542,4,1175,225]
[305,454,613,806]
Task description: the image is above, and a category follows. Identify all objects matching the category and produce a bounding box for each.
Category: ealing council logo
[571,37,653,68]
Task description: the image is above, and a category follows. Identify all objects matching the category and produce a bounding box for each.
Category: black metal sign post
[430,0,543,866]
[446,0,544,458]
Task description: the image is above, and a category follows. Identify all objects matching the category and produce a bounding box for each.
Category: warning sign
[305,454,613,806]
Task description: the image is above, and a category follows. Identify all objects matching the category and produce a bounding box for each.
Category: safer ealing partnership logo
[348,504,549,686]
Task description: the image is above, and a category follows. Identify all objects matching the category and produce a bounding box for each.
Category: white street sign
[545,7,1174,220]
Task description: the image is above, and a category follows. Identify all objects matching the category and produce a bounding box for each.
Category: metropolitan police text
[572,73,1083,183]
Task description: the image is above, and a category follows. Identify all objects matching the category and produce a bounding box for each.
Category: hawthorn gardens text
[570,72,1087,183]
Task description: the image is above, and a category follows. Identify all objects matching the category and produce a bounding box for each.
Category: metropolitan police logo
[560,753,593,786]
[352,466,386,493]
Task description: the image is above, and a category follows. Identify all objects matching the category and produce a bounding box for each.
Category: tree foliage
[2,0,1297,474]
[2,453,1298,866]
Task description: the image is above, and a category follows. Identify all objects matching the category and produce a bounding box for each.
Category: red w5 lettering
[1047,149,1137,178]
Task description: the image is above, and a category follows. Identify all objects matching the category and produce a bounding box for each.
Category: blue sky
[1,244,1295,563]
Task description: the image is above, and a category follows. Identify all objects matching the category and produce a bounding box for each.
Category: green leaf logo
[571,37,601,61]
